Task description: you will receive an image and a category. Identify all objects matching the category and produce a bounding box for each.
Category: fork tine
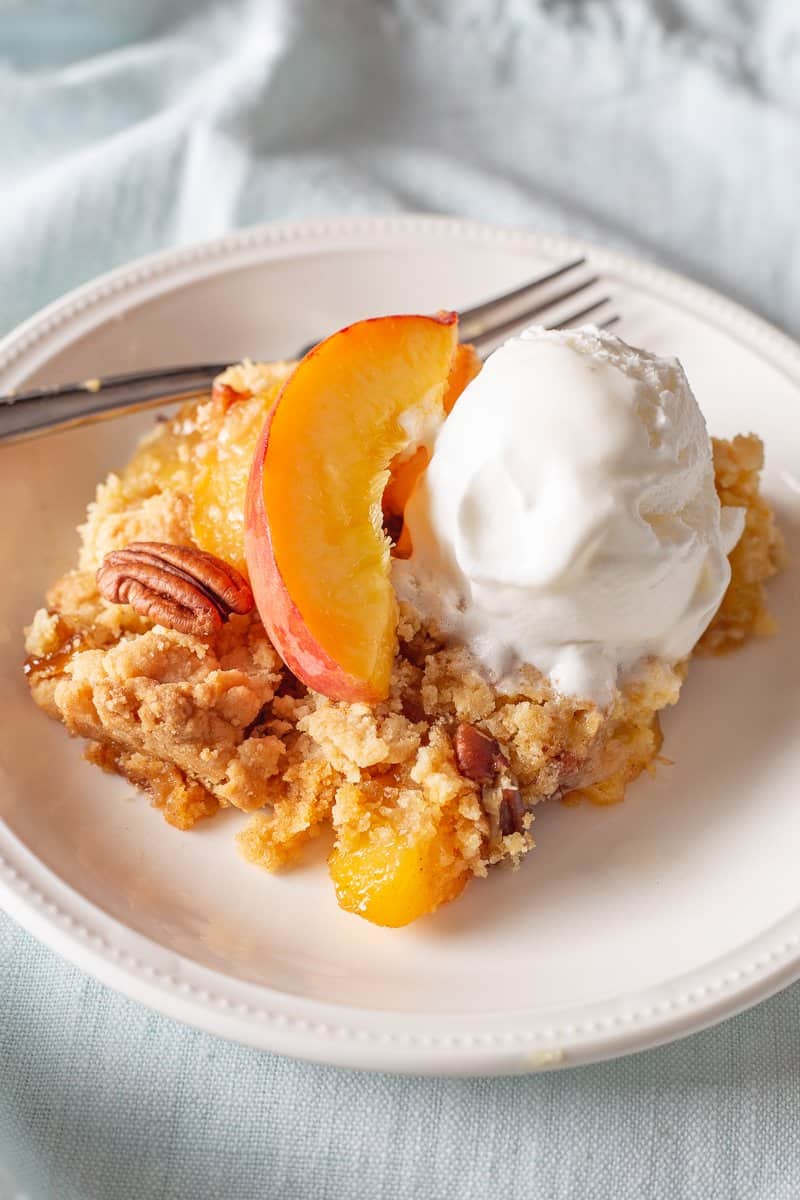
[468,275,600,352]
[458,256,586,337]
[551,295,614,328]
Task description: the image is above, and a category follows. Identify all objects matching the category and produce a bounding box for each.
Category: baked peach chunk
[245,314,459,703]
[329,784,471,927]
[328,756,482,926]
[191,368,289,572]
[324,720,497,928]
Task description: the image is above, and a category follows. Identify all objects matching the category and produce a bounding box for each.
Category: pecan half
[97,542,253,637]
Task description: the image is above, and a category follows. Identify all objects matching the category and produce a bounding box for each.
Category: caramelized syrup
[24,633,87,681]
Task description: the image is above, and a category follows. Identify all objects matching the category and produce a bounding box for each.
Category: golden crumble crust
[213,358,294,398]
[696,435,787,654]
[238,757,340,870]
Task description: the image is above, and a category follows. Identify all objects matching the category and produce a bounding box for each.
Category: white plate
[1,216,799,1075]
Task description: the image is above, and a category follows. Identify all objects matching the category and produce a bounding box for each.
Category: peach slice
[245,313,459,702]
[442,341,482,416]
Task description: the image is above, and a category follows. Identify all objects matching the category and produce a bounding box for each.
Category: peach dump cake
[25,317,785,927]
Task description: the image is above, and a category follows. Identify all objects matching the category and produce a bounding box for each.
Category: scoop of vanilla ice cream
[392,325,744,704]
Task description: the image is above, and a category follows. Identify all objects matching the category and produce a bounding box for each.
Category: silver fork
[0,257,616,444]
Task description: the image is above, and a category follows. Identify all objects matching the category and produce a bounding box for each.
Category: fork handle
[0,363,229,444]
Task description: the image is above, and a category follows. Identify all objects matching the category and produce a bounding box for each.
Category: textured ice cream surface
[392,325,745,704]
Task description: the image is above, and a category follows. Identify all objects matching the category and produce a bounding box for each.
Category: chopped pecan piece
[454,722,506,783]
[498,786,526,837]
[97,541,253,637]
[454,722,527,842]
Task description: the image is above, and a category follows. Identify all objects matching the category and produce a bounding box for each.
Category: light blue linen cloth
[2,3,800,1197]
